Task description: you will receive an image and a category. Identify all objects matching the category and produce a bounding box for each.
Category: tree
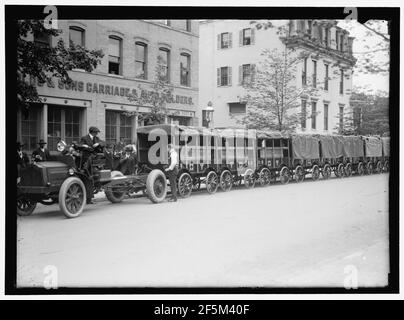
[340,87,389,135]
[124,55,174,125]
[17,20,104,114]
[237,47,320,132]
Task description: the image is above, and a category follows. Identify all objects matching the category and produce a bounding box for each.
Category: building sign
[33,77,194,106]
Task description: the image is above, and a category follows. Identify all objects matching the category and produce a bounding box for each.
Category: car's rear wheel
[17,195,37,216]
[311,164,320,181]
[59,177,86,219]
[244,169,256,189]
[322,164,331,180]
[205,171,219,194]
[146,169,167,203]
[105,171,126,203]
[178,172,193,198]
[219,170,233,192]
[258,167,271,187]
[279,167,290,184]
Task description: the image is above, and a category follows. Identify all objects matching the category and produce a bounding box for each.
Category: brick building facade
[17,19,199,152]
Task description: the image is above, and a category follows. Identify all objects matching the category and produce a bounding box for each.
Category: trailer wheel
[17,195,37,216]
[322,164,331,180]
[357,162,365,176]
[376,161,383,174]
[335,163,344,178]
[344,163,353,177]
[220,170,233,192]
[366,162,373,175]
[279,167,290,185]
[105,171,126,203]
[244,169,256,189]
[206,171,219,194]
[59,177,86,218]
[311,165,320,181]
[178,172,193,198]
[146,169,167,203]
[258,167,271,187]
[294,165,305,183]
[383,160,389,173]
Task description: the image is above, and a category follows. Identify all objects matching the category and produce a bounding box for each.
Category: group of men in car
[17,125,179,202]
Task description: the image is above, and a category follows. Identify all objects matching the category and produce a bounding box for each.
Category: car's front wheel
[59,177,86,218]
[17,195,37,216]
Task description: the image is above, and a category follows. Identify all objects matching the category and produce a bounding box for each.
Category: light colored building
[17,19,199,152]
[198,19,356,133]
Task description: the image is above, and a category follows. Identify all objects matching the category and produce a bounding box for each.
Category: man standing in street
[17,141,30,183]
[165,143,179,202]
[32,139,51,162]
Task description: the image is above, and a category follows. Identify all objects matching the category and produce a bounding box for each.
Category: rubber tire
[59,177,86,219]
[146,169,167,203]
[357,162,364,176]
[17,196,37,216]
[294,165,304,183]
[311,165,320,181]
[105,171,126,203]
[178,172,193,198]
[206,171,219,194]
[244,169,256,189]
[344,163,353,177]
[336,163,344,178]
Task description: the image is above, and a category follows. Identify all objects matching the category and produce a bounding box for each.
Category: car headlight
[57,140,67,152]
[68,168,75,175]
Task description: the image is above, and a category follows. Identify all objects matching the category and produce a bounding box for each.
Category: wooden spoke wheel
[205,171,219,194]
[335,163,344,178]
[375,161,383,174]
[294,165,305,183]
[219,170,233,192]
[344,163,353,177]
[322,164,331,180]
[366,162,373,175]
[357,162,365,176]
[193,178,201,191]
[244,169,256,189]
[258,167,271,187]
[59,177,86,219]
[178,172,193,198]
[17,195,37,216]
[311,165,320,181]
[279,167,290,185]
[383,160,389,173]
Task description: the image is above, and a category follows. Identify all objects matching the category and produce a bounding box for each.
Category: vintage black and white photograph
[5,4,398,293]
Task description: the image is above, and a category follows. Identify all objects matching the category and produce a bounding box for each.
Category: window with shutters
[324,103,329,131]
[301,100,307,129]
[219,32,232,49]
[217,67,232,86]
[240,64,253,85]
[311,101,317,129]
[180,53,191,86]
[109,36,122,75]
[240,28,253,46]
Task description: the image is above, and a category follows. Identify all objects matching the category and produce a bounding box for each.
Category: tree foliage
[17,20,104,114]
[237,47,321,132]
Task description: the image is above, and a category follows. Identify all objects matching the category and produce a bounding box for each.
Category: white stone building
[198,19,356,133]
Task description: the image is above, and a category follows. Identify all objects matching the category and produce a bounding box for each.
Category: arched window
[180,53,191,87]
[69,26,85,47]
[109,36,122,75]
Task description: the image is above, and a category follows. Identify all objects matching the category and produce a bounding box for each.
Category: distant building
[198,19,356,133]
[17,20,199,152]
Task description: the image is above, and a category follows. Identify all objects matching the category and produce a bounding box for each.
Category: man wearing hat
[32,139,51,162]
[117,144,137,175]
[17,142,30,182]
[80,126,103,149]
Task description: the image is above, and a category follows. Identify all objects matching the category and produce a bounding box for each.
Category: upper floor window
[324,103,329,131]
[158,48,170,82]
[217,66,232,87]
[156,20,170,26]
[180,20,191,32]
[324,64,329,91]
[69,26,85,47]
[339,105,344,131]
[135,42,147,79]
[180,53,190,86]
[307,20,313,37]
[311,101,317,129]
[240,64,253,85]
[339,69,344,94]
[324,27,329,46]
[312,60,317,88]
[240,28,254,46]
[340,34,344,51]
[302,57,307,86]
[301,100,307,129]
[108,36,122,75]
[218,32,232,49]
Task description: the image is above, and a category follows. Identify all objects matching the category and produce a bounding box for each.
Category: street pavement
[16,174,389,288]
